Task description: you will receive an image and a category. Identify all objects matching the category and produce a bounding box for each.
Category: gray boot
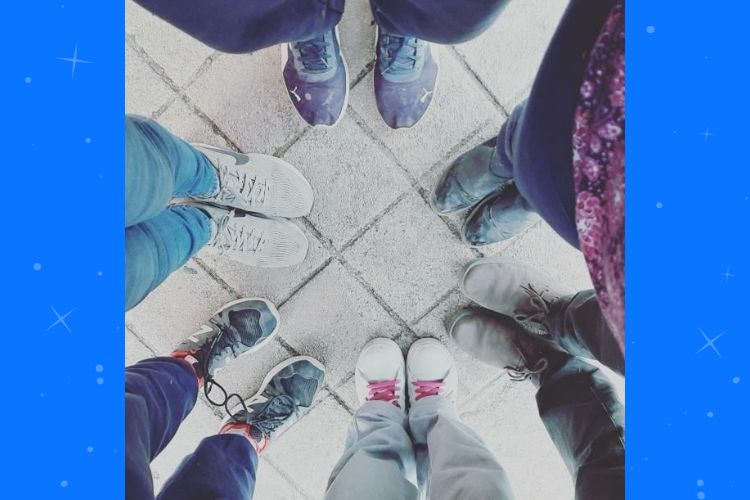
[461,184,539,247]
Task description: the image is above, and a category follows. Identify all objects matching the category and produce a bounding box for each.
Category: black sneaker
[172,298,280,381]
[220,357,326,453]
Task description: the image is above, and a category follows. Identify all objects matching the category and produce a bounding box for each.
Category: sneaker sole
[280,25,350,129]
[222,355,326,426]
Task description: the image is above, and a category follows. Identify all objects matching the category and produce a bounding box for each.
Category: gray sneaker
[193,143,314,218]
[221,357,326,453]
[460,257,572,336]
[431,137,512,215]
[197,204,308,268]
[461,184,539,247]
[448,306,565,380]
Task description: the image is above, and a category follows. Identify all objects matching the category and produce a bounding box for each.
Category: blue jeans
[125,115,218,310]
[126,357,258,500]
[132,0,509,53]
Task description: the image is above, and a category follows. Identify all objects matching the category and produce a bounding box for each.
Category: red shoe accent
[171,351,204,386]
[219,422,268,454]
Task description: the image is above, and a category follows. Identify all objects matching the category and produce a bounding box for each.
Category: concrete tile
[126,264,235,354]
[349,51,498,178]
[186,47,306,155]
[254,458,308,500]
[344,193,475,322]
[198,221,331,304]
[125,328,155,366]
[413,291,502,403]
[339,0,376,80]
[151,400,224,492]
[459,377,574,500]
[454,0,568,110]
[266,397,352,497]
[158,98,230,148]
[501,221,593,291]
[282,116,411,248]
[126,44,173,117]
[279,261,402,387]
[126,1,214,87]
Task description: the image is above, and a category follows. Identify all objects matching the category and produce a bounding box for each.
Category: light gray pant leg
[325,401,420,500]
[409,396,515,500]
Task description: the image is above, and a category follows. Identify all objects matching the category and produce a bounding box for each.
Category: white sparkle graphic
[47,306,75,333]
[699,128,713,141]
[720,267,735,282]
[57,44,93,78]
[696,329,724,357]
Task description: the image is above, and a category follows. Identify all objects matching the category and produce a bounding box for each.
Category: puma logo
[420,88,434,103]
[289,86,302,102]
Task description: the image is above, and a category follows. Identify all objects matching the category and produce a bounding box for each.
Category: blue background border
[1,0,747,497]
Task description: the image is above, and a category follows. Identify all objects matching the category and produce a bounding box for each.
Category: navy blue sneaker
[374,29,439,129]
[219,357,326,453]
[282,28,349,127]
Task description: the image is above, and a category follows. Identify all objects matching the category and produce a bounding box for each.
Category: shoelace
[518,283,559,335]
[212,211,267,254]
[413,380,443,400]
[506,358,549,381]
[367,380,400,407]
[379,34,422,75]
[218,165,269,206]
[294,34,331,72]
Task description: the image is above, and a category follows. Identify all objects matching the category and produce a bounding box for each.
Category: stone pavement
[125,1,624,498]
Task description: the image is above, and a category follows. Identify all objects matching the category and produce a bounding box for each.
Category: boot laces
[506,358,549,381]
[518,283,558,334]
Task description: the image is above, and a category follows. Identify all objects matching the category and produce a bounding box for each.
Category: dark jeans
[126,357,258,500]
[490,0,616,248]
[132,0,509,53]
[528,290,624,500]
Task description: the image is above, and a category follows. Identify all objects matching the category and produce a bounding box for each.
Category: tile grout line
[447,46,510,118]
[262,456,315,500]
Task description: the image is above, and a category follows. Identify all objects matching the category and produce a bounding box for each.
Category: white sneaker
[193,143,314,218]
[406,338,458,406]
[355,338,406,410]
[197,204,308,268]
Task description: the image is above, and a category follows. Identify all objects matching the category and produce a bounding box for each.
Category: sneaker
[431,137,512,215]
[193,144,314,218]
[461,184,540,247]
[355,338,406,409]
[282,27,349,127]
[220,357,326,453]
[406,338,457,406]
[197,204,308,268]
[448,306,565,381]
[374,28,439,129]
[460,257,572,336]
[172,298,280,381]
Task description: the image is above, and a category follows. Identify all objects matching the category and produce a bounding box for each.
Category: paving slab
[185,47,306,155]
[278,261,402,388]
[254,458,309,500]
[349,50,498,178]
[454,0,568,110]
[157,97,231,148]
[344,192,475,322]
[282,115,411,248]
[126,1,214,88]
[125,44,173,117]
[338,0,376,80]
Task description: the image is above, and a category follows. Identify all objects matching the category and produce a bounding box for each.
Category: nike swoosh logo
[198,144,250,167]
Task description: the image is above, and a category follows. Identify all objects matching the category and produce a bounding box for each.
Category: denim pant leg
[125,206,212,311]
[125,114,217,227]
[126,357,200,500]
[409,396,514,500]
[325,402,420,500]
[370,0,509,43]
[158,435,258,500]
[549,291,625,376]
[133,0,345,54]
[533,354,625,500]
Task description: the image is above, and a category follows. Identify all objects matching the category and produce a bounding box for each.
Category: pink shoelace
[413,380,443,400]
[367,380,400,407]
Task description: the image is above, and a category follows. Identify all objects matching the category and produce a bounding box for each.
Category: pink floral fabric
[572,0,625,352]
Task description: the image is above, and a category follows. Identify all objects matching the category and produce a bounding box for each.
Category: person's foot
[431,137,512,215]
[460,257,572,336]
[461,184,540,247]
[282,28,349,127]
[193,144,314,218]
[448,307,566,380]
[172,298,280,381]
[196,204,308,268]
[219,357,326,453]
[355,338,406,409]
[406,338,457,406]
[374,29,439,129]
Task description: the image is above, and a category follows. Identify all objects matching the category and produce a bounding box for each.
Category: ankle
[170,352,204,386]
[219,422,266,454]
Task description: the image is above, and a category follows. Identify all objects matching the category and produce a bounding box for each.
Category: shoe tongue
[225,309,264,347]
